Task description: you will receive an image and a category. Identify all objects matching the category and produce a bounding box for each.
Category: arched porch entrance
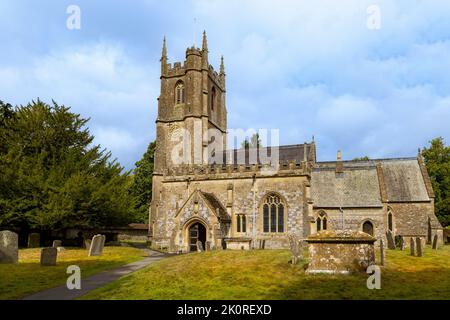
[188,222,207,252]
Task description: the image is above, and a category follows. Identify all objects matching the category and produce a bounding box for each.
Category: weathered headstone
[399,237,405,251]
[84,239,91,250]
[196,240,204,252]
[40,247,57,266]
[380,239,385,266]
[288,235,300,265]
[386,231,396,250]
[88,234,105,256]
[205,241,211,251]
[432,234,438,250]
[410,238,415,256]
[0,230,19,264]
[57,247,65,252]
[99,235,106,254]
[416,237,423,257]
[298,239,305,261]
[28,233,40,248]
[52,240,62,248]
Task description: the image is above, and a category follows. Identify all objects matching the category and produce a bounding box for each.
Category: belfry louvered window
[175,81,185,104]
[262,194,285,233]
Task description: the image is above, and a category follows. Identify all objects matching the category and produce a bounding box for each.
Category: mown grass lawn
[0,246,145,300]
[83,245,450,300]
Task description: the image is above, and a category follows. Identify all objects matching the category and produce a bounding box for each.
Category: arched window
[210,87,216,111]
[387,209,393,232]
[236,214,246,233]
[316,211,328,232]
[363,221,374,236]
[175,81,185,104]
[261,194,285,233]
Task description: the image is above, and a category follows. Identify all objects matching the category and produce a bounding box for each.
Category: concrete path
[23,249,169,300]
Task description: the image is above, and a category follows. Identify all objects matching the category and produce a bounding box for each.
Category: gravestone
[399,237,405,251]
[410,238,415,256]
[205,241,211,251]
[40,247,57,266]
[28,233,40,248]
[432,234,438,250]
[99,235,106,254]
[288,235,300,265]
[380,239,385,266]
[84,239,91,250]
[0,230,19,264]
[57,247,65,252]
[88,234,105,256]
[196,240,204,252]
[416,237,423,257]
[298,239,304,261]
[386,231,396,250]
[52,240,62,248]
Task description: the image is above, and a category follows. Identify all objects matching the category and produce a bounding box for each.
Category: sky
[1,0,450,170]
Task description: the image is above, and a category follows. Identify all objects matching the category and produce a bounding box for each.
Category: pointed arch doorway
[188,222,206,252]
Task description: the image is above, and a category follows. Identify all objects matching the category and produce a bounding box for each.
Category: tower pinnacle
[220,55,225,75]
[160,36,168,75]
[202,30,208,52]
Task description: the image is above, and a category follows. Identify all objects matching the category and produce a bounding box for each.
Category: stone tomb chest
[306,230,376,274]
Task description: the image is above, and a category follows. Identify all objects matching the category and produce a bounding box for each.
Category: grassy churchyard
[0,247,145,300]
[82,245,450,300]
[1,245,449,300]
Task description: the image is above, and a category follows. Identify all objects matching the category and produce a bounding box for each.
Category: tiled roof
[311,157,431,207]
[201,192,230,221]
[220,143,313,165]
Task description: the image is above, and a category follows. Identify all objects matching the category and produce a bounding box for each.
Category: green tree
[353,156,370,161]
[0,99,135,231]
[241,133,262,149]
[129,141,156,223]
[422,137,450,227]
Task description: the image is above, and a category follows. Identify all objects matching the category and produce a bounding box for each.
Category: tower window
[261,193,285,233]
[210,87,216,111]
[175,81,185,104]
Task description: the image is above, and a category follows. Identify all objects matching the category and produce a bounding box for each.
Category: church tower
[153,32,227,174]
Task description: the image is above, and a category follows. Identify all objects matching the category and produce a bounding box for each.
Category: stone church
[148,33,443,253]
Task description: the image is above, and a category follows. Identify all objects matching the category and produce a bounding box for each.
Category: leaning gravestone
[0,230,19,264]
[432,234,438,250]
[410,238,415,256]
[416,237,423,257]
[40,247,57,266]
[52,240,62,248]
[88,234,105,256]
[28,233,40,248]
[380,239,385,266]
[84,239,91,250]
[196,240,204,252]
[386,231,396,250]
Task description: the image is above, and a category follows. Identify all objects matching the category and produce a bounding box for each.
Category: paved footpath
[23,249,168,300]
